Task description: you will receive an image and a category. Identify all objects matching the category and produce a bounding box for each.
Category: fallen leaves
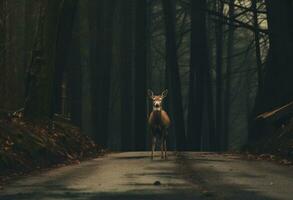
[242,152,293,165]
[244,116,293,166]
[0,119,102,187]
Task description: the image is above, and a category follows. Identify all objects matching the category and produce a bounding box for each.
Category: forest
[0,0,292,153]
[1,0,293,199]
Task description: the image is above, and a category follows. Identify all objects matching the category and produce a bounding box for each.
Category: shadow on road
[112,155,150,160]
[0,152,286,200]
[0,182,277,200]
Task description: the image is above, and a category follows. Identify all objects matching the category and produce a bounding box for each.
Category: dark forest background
[0,0,292,152]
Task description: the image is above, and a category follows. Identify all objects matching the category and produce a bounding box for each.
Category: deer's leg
[161,136,164,159]
[164,130,168,159]
[151,136,156,160]
[164,138,167,159]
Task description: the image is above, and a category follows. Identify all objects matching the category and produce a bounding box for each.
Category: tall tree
[25,0,38,73]
[252,0,263,92]
[162,0,186,150]
[223,0,235,150]
[89,0,116,147]
[88,0,100,142]
[215,0,224,151]
[187,0,209,150]
[255,0,293,114]
[134,0,147,150]
[206,52,216,151]
[120,0,134,151]
[68,1,82,126]
[250,0,293,142]
[79,0,93,137]
[97,0,116,147]
[1,0,26,110]
[52,0,78,116]
[24,0,63,120]
[0,0,6,107]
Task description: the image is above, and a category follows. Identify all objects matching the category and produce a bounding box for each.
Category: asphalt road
[1,152,293,200]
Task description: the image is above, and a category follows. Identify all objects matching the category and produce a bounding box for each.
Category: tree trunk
[88,0,99,142]
[1,0,26,110]
[223,0,235,150]
[52,0,78,117]
[215,0,224,151]
[206,59,216,151]
[68,2,82,126]
[162,0,186,150]
[120,0,133,151]
[187,0,208,150]
[252,0,263,92]
[24,0,62,120]
[98,0,116,148]
[251,0,293,142]
[89,0,116,147]
[255,0,293,114]
[134,0,147,151]
[0,0,6,106]
[79,0,94,137]
[25,0,38,75]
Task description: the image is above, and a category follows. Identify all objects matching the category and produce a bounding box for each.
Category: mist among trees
[0,0,292,151]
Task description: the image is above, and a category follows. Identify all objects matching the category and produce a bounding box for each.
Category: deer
[147,89,171,160]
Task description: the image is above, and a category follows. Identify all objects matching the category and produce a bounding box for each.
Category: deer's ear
[147,89,154,99]
[162,89,168,98]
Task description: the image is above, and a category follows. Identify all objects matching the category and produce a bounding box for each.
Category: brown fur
[148,110,170,129]
[147,89,170,160]
[148,109,170,160]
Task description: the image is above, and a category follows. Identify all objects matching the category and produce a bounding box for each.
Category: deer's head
[148,89,168,111]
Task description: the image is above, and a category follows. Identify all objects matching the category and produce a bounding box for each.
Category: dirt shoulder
[0,118,103,188]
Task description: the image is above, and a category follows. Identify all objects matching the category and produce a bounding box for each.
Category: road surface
[1,152,293,200]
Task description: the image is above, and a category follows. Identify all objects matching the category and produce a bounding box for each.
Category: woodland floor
[0,152,292,200]
[0,119,102,187]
